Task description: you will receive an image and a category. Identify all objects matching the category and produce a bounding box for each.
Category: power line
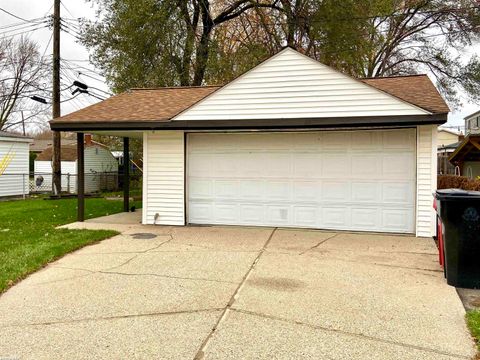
[0,7,46,23]
[0,25,50,39]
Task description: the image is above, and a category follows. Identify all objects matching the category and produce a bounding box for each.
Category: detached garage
[50,48,449,237]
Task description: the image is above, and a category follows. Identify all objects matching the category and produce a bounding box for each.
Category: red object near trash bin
[433,197,444,267]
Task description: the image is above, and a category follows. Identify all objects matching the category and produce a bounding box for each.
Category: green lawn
[467,310,480,352]
[0,197,141,293]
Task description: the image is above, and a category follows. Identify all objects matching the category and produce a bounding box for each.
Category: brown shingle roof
[50,75,448,127]
[51,86,220,124]
[36,141,106,161]
[361,74,449,114]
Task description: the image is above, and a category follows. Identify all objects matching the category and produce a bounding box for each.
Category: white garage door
[187,130,416,233]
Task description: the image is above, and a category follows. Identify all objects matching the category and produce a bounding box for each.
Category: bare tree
[0,36,50,132]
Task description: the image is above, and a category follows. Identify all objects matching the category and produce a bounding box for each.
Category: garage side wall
[143,131,185,225]
[416,125,438,237]
[0,140,29,197]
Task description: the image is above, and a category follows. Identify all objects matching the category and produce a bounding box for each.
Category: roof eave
[50,113,447,132]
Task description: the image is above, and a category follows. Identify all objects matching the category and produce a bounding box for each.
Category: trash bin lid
[435,188,480,200]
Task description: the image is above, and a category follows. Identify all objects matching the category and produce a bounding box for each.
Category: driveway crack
[193,227,277,360]
[299,233,339,255]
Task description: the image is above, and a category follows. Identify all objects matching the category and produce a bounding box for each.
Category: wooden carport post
[77,132,85,222]
[123,137,130,212]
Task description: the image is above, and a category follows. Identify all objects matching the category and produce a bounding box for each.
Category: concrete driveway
[0,221,476,359]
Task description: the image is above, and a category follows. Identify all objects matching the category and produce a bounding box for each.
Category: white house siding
[174,48,429,121]
[416,125,438,237]
[84,146,118,193]
[34,161,77,193]
[143,131,185,225]
[0,139,30,197]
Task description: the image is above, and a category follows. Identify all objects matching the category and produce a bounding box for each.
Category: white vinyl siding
[416,125,437,237]
[84,146,118,193]
[143,131,185,225]
[34,161,77,193]
[187,130,416,233]
[175,48,429,121]
[0,138,30,197]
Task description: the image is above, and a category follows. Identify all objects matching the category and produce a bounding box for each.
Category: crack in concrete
[34,234,175,287]
[299,233,339,255]
[301,252,443,273]
[0,308,224,329]
[229,308,471,360]
[98,270,238,285]
[103,234,174,272]
[193,227,278,360]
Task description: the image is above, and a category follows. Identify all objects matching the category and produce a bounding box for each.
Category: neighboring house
[50,48,449,237]
[464,109,480,135]
[449,134,480,178]
[445,110,480,178]
[438,128,461,147]
[437,128,462,175]
[34,135,118,193]
[0,131,32,197]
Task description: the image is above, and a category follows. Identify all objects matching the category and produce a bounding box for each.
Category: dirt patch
[249,277,305,292]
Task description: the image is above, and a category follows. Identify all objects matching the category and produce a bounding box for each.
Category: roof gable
[174,48,430,121]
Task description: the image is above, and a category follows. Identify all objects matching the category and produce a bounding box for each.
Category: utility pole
[52,0,62,196]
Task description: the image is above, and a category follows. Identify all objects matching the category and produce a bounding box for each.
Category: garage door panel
[382,209,413,232]
[351,154,380,178]
[187,130,415,233]
[293,182,320,202]
[265,153,292,177]
[322,207,349,228]
[267,205,291,225]
[351,131,381,150]
[351,182,380,202]
[293,153,322,178]
[322,154,351,176]
[188,154,212,176]
[189,202,213,223]
[321,132,351,149]
[265,181,291,201]
[382,153,415,179]
[293,206,317,226]
[189,179,213,198]
[240,204,265,223]
[383,129,415,149]
[214,180,238,199]
[240,180,265,199]
[214,204,238,222]
[382,183,415,204]
[322,181,350,201]
[237,153,265,176]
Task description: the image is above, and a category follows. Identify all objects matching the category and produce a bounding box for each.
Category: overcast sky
[0,1,478,130]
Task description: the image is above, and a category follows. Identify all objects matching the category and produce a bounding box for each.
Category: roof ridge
[361,74,428,80]
[130,85,222,90]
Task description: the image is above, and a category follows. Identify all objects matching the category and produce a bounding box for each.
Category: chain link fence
[0,171,141,198]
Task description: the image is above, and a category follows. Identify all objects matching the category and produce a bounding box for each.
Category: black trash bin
[435,189,480,288]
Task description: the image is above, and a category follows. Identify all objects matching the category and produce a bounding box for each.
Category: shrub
[438,175,480,191]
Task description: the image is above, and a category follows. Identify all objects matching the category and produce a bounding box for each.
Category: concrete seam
[193,227,278,360]
[98,270,238,284]
[230,308,470,360]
